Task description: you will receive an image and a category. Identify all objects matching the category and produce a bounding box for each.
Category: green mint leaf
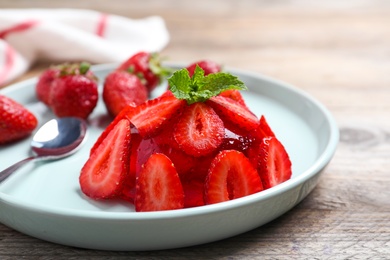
[202,72,247,95]
[168,65,247,104]
[168,68,192,100]
[191,65,205,90]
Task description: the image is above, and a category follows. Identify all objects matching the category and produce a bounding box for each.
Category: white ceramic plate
[0,63,338,251]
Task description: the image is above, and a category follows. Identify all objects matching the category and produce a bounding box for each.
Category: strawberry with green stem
[36,62,99,119]
[103,52,173,117]
[117,51,171,93]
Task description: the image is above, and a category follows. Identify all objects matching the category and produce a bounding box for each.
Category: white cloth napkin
[0,9,170,87]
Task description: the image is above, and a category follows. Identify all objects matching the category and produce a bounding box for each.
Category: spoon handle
[0,157,36,183]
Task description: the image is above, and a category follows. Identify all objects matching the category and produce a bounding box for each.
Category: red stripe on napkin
[96,13,108,37]
[0,20,39,39]
[0,43,15,85]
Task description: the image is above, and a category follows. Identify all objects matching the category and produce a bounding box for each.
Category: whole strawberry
[36,68,60,106]
[40,62,98,119]
[186,60,221,76]
[0,94,38,144]
[117,51,169,93]
[103,70,148,117]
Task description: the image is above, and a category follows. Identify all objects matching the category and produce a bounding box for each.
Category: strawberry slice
[130,95,186,138]
[174,102,225,157]
[257,137,292,189]
[90,105,136,155]
[79,119,131,199]
[254,115,276,140]
[247,115,276,167]
[218,89,248,109]
[135,153,184,212]
[92,95,185,154]
[204,150,263,204]
[207,95,259,134]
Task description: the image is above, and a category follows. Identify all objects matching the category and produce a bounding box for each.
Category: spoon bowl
[0,117,87,183]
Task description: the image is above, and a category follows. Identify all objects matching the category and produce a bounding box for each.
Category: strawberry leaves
[168,65,247,104]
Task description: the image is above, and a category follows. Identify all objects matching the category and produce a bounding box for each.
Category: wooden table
[1,0,389,258]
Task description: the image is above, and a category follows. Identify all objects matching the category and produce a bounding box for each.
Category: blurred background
[2,0,390,98]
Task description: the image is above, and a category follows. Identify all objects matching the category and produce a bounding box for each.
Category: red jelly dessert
[79,64,292,212]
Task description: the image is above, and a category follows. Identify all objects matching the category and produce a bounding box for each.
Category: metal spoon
[0,117,88,183]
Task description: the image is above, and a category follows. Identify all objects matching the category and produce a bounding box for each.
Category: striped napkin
[0,9,170,87]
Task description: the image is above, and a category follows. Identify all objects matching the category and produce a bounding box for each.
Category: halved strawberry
[174,102,225,157]
[254,115,276,140]
[130,95,186,138]
[257,137,292,189]
[90,105,136,155]
[218,89,248,109]
[204,150,263,204]
[79,119,131,199]
[135,153,184,212]
[92,95,185,152]
[207,95,259,134]
[247,115,277,167]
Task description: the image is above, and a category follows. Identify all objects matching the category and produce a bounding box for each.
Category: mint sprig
[168,65,247,104]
